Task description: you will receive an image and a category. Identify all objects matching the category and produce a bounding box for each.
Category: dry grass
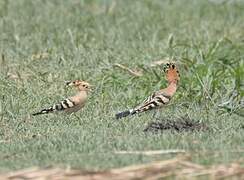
[2,157,244,180]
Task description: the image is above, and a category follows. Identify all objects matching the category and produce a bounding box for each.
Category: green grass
[0,0,244,172]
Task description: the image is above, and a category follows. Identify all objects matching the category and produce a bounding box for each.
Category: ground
[0,0,243,172]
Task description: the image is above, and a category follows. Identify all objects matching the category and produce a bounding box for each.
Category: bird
[32,80,92,116]
[115,63,180,119]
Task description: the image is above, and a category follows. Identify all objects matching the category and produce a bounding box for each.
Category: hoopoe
[115,63,180,119]
[32,80,92,116]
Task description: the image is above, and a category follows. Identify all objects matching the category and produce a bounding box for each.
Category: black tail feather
[32,108,53,116]
[32,112,43,116]
[115,110,131,119]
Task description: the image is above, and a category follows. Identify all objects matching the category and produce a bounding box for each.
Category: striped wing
[53,98,76,112]
[141,92,156,104]
[132,92,171,114]
[32,98,77,116]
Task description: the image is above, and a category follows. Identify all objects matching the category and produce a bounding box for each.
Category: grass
[0,0,244,172]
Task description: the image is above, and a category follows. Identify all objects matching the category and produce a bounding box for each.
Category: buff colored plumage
[32,80,92,116]
[115,63,180,119]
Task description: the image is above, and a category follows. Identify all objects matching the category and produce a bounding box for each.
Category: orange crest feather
[164,63,180,83]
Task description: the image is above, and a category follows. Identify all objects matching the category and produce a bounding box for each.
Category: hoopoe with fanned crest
[115,63,180,119]
[32,80,92,116]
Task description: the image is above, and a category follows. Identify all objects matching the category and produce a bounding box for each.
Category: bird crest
[66,80,92,91]
[163,63,180,84]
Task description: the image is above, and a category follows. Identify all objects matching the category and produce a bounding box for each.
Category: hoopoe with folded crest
[32,80,92,116]
[115,63,180,119]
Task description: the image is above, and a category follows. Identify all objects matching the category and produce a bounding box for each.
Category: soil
[144,116,208,133]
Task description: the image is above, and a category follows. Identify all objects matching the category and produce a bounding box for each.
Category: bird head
[65,80,92,92]
[163,63,180,84]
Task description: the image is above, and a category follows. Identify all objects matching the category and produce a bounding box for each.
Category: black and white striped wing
[142,92,156,104]
[32,98,76,116]
[132,93,171,114]
[134,92,156,110]
[54,98,76,111]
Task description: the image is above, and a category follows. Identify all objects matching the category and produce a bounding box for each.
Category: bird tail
[115,109,135,119]
[32,107,54,116]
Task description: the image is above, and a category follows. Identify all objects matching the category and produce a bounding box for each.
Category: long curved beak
[65,81,73,86]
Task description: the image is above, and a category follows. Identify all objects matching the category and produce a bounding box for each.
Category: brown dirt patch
[144,117,208,133]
